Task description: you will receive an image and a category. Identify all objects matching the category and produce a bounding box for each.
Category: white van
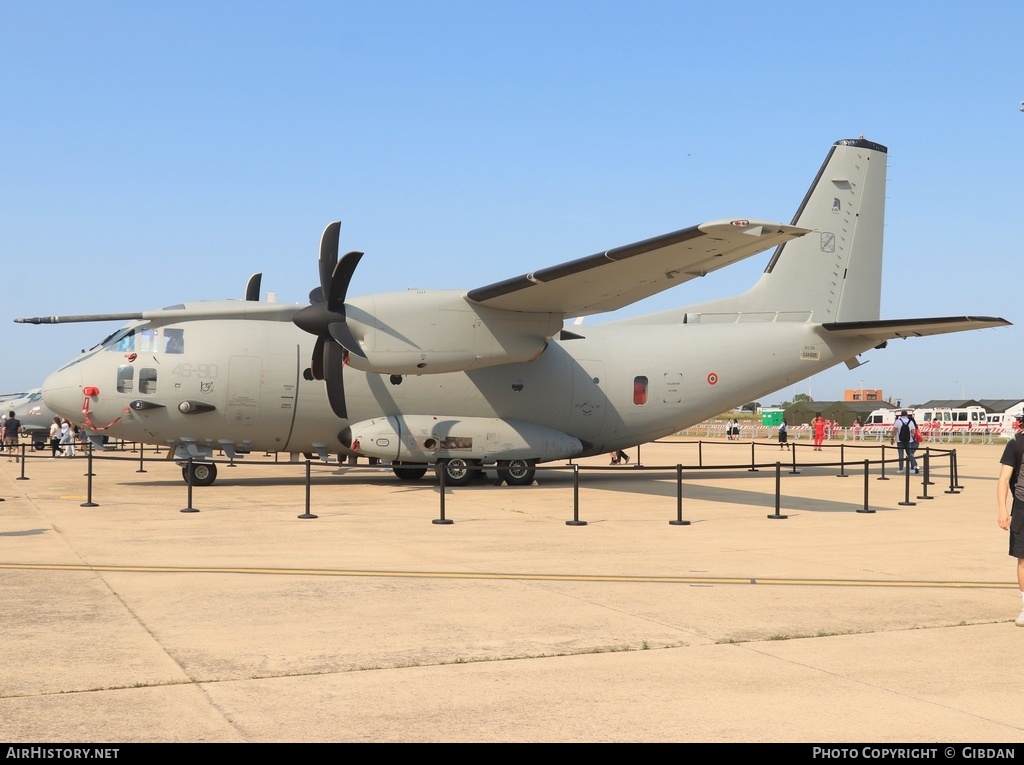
[864,409,896,427]
[914,406,988,429]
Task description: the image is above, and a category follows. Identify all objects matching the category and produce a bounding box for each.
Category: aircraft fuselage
[41,307,873,460]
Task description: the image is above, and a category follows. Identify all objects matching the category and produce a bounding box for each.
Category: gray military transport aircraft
[19,138,1009,486]
[7,389,55,449]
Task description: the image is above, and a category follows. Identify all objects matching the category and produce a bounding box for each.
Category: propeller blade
[327,251,364,313]
[308,286,325,304]
[323,341,348,419]
[245,273,262,302]
[318,221,341,298]
[310,336,325,380]
[328,320,367,358]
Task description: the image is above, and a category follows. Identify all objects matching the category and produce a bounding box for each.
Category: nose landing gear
[182,461,218,486]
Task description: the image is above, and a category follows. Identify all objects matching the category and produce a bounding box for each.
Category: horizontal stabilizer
[821,316,1010,341]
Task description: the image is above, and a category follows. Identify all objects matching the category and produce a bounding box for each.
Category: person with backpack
[997,414,1024,626]
[890,410,919,474]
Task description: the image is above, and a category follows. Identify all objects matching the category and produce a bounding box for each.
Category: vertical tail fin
[682,138,888,322]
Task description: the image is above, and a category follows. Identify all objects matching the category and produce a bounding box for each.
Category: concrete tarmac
[0,439,1020,743]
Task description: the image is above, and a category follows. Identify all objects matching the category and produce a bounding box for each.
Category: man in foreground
[997,413,1024,626]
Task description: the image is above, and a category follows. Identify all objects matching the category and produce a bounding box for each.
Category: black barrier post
[789,442,800,475]
[181,457,199,513]
[136,442,147,473]
[953,449,963,491]
[634,442,642,468]
[698,440,703,467]
[898,462,916,507]
[857,459,875,513]
[433,465,452,525]
[16,444,28,481]
[877,445,889,481]
[298,459,317,519]
[837,444,848,478]
[917,452,933,501]
[81,446,98,508]
[748,441,758,472]
[669,464,690,526]
[945,450,958,494]
[768,462,788,519]
[923,447,934,485]
[84,442,95,477]
[566,464,587,526]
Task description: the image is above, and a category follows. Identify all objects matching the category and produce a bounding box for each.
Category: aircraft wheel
[496,458,536,486]
[182,462,217,487]
[393,464,428,481]
[435,457,477,487]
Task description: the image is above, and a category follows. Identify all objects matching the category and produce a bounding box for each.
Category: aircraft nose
[42,364,83,422]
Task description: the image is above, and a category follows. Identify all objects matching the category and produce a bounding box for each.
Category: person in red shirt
[812,414,826,451]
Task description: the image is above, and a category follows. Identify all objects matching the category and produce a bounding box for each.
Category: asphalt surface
[0,438,1019,742]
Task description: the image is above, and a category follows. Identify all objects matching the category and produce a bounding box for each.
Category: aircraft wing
[821,316,1011,340]
[466,219,808,317]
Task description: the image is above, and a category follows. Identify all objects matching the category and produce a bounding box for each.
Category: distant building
[844,388,882,403]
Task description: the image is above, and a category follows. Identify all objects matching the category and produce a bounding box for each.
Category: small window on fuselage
[139,368,157,394]
[117,365,134,393]
[633,376,648,406]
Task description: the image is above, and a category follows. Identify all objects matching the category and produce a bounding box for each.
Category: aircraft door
[224,353,298,446]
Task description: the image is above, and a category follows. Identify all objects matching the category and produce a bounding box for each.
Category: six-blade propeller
[292,221,363,419]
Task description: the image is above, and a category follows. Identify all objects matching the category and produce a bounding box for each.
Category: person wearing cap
[890,410,919,473]
[997,413,1024,626]
[2,410,20,462]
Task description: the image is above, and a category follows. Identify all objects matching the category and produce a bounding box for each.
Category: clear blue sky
[2,1,1021,407]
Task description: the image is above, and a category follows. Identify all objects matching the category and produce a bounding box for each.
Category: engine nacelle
[345,415,583,463]
[340,290,562,375]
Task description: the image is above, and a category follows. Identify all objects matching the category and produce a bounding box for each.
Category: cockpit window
[103,328,136,352]
[139,328,159,352]
[164,328,184,354]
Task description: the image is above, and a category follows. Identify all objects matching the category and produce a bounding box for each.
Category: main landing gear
[495,458,536,486]
[392,464,428,481]
[428,457,537,486]
[434,457,482,487]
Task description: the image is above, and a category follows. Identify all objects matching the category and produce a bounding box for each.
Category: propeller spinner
[292,222,363,419]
